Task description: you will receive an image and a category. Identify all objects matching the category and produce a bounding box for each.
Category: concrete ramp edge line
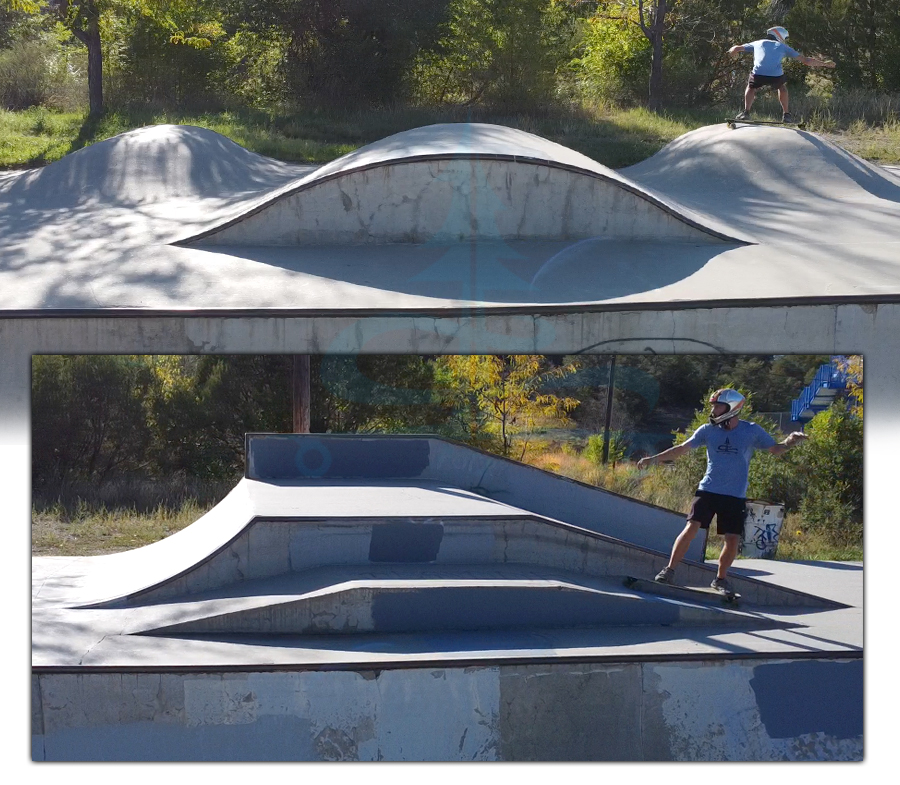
[75,512,846,611]
[30,648,864,676]
[7,291,900,319]
[171,154,751,247]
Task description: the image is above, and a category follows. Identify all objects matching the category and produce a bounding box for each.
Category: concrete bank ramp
[50,436,841,616]
[135,565,780,637]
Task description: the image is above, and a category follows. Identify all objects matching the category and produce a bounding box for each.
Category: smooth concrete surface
[2,122,899,313]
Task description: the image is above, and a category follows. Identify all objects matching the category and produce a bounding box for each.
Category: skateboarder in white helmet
[728,26,835,124]
[637,388,808,593]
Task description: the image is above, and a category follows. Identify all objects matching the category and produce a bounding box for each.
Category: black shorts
[748,72,787,90]
[688,491,746,536]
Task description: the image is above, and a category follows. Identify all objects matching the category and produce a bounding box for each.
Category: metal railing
[790,360,848,424]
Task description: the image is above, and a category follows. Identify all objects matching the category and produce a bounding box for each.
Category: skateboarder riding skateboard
[637,389,807,594]
[728,26,835,124]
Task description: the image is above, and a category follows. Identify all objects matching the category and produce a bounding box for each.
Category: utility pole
[602,354,617,464]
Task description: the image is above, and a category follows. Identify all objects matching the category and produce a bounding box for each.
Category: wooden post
[292,355,311,433]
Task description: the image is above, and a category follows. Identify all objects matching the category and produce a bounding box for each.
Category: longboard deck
[623,575,741,606]
[726,118,806,130]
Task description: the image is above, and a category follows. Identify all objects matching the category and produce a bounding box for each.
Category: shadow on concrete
[201,239,735,305]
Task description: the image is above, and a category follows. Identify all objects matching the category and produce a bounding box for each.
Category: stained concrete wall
[32,658,863,761]
[190,159,734,246]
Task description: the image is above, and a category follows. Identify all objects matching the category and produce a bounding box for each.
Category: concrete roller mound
[1,124,314,209]
[178,123,747,246]
[623,123,900,245]
[5,121,900,312]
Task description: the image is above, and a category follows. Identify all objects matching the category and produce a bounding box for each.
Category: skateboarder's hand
[785,431,808,447]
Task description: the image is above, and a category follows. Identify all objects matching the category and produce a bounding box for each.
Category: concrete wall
[118,517,828,610]
[32,658,863,761]
[245,434,701,560]
[191,159,732,246]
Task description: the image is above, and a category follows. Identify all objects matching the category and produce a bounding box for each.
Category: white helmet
[767,26,789,43]
[709,388,745,425]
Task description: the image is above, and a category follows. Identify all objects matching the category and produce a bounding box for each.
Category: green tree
[411,0,574,107]
[225,0,450,106]
[572,7,650,105]
[797,397,863,542]
[788,0,900,90]
[32,355,155,490]
[836,354,863,417]
[312,355,448,434]
[435,355,580,458]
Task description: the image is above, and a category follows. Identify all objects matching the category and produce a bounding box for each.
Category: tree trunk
[647,0,667,113]
[292,355,311,433]
[67,2,104,116]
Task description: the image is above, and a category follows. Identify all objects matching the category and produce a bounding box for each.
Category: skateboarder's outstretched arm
[797,54,836,68]
[767,431,808,456]
[637,442,692,469]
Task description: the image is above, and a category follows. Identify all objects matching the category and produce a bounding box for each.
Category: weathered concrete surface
[32,658,862,761]
[187,158,738,246]
[2,123,900,312]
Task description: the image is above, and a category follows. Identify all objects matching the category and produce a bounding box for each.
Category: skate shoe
[710,576,731,593]
[654,567,676,584]
[735,110,751,121]
[782,112,796,123]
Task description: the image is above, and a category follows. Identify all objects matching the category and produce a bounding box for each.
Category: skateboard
[726,117,806,130]
[623,575,741,605]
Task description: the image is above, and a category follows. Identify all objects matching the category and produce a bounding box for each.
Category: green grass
[4,98,899,172]
[32,500,207,556]
[527,447,862,562]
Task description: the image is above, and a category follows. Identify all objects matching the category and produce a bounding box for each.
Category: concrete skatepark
[5,120,888,760]
[32,435,862,760]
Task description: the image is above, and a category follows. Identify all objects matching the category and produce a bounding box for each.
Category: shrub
[798,399,863,544]
[0,39,50,109]
[583,432,628,465]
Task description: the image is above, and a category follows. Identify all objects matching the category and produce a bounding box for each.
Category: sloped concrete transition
[32,435,862,761]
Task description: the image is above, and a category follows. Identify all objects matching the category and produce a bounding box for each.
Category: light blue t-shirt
[741,39,800,76]
[683,420,776,499]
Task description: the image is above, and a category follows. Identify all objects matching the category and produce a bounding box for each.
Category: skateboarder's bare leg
[667,520,701,570]
[777,85,790,113]
[744,86,757,111]
[717,533,741,579]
